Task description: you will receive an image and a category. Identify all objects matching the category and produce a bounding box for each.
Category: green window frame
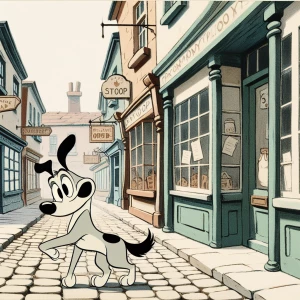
[161,1,187,26]
[4,146,20,192]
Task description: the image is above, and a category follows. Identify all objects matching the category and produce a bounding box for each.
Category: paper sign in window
[282,152,291,163]
[283,164,292,191]
[182,150,191,165]
[222,136,238,156]
[260,88,268,109]
[191,140,203,161]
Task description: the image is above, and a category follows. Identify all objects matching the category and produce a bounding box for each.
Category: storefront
[0,125,27,213]
[115,79,164,228]
[154,1,294,276]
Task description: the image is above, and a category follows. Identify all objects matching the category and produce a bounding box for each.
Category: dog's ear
[57,134,76,171]
[34,160,53,176]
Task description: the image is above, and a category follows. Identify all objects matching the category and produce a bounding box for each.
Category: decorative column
[162,89,174,232]
[208,56,222,248]
[264,3,283,272]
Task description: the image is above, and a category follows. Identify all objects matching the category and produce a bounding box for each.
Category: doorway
[243,71,269,254]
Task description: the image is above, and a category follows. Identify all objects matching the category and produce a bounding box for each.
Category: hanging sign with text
[90,125,115,143]
[0,96,21,112]
[83,154,101,164]
[101,74,131,99]
[21,126,52,136]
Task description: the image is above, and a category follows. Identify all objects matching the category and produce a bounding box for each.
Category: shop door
[246,77,269,253]
[113,154,120,206]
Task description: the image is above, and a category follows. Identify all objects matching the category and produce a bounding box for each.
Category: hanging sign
[0,96,21,112]
[101,74,131,99]
[90,125,115,143]
[21,126,52,136]
[83,154,101,164]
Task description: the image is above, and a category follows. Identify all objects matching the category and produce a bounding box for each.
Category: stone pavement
[95,201,300,300]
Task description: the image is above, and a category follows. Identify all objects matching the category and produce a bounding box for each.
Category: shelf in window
[170,190,211,201]
[127,189,156,198]
[128,47,151,70]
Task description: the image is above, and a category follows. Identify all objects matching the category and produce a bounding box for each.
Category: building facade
[109,1,164,227]
[95,32,126,206]
[40,82,101,200]
[21,81,46,205]
[153,1,300,279]
[0,22,28,213]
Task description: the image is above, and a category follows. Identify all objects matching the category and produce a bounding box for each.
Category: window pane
[200,166,209,189]
[15,152,19,162]
[15,171,19,180]
[248,50,257,76]
[4,182,9,192]
[181,167,189,187]
[174,144,180,166]
[131,168,137,189]
[281,137,291,162]
[190,166,199,188]
[131,130,136,148]
[175,105,180,125]
[175,167,181,186]
[115,155,119,167]
[180,123,188,141]
[190,119,198,139]
[4,158,8,168]
[200,114,209,135]
[136,125,142,145]
[144,123,152,143]
[137,166,143,190]
[144,145,152,165]
[10,181,14,191]
[281,164,292,191]
[200,135,209,164]
[174,126,180,144]
[282,70,291,105]
[222,167,240,190]
[10,150,14,159]
[258,45,268,71]
[145,166,155,190]
[4,171,8,180]
[281,104,291,136]
[153,127,157,143]
[131,149,136,166]
[137,146,142,165]
[15,181,19,190]
[282,34,292,70]
[190,95,198,118]
[200,89,209,114]
[114,168,119,188]
[181,101,188,122]
[4,146,8,157]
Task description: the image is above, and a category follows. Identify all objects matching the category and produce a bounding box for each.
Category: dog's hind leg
[90,252,111,288]
[107,246,136,286]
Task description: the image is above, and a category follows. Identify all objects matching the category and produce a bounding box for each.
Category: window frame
[13,76,19,97]
[0,55,5,89]
[3,146,20,193]
[27,159,39,191]
[49,135,57,155]
[134,1,148,52]
[160,1,187,26]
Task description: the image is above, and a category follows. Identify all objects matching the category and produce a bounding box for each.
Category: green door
[245,76,269,254]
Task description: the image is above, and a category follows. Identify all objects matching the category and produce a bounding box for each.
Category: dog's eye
[61,176,73,197]
[52,184,63,202]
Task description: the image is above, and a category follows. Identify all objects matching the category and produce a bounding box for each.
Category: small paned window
[164,1,176,12]
[27,160,39,191]
[247,44,269,76]
[13,77,19,97]
[49,135,57,154]
[4,146,20,192]
[135,1,147,51]
[0,56,5,89]
[29,103,32,123]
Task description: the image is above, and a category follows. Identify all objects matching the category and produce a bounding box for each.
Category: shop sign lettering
[160,1,252,87]
[101,74,131,99]
[124,96,153,129]
[0,96,21,112]
[83,154,101,164]
[21,126,52,136]
[89,125,115,143]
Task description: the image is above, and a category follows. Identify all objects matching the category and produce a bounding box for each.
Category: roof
[22,81,46,113]
[42,112,102,126]
[0,22,28,80]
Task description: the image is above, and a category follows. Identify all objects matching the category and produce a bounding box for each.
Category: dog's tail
[124,229,155,257]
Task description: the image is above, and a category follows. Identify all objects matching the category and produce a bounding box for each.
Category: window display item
[201,174,208,189]
[224,118,236,134]
[190,173,198,188]
[177,177,188,187]
[221,171,233,190]
[258,148,268,187]
[146,170,156,190]
[131,176,143,190]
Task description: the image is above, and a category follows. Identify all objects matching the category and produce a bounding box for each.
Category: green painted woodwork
[248,239,268,255]
[221,202,242,247]
[209,57,222,248]
[253,207,268,243]
[279,210,300,279]
[174,196,212,245]
[163,91,174,233]
[160,1,187,26]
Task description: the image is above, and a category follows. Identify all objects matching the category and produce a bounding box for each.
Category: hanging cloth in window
[258,149,268,187]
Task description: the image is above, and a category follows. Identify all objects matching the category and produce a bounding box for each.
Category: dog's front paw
[62,275,76,288]
[44,248,60,261]
[119,274,135,286]
[91,275,108,288]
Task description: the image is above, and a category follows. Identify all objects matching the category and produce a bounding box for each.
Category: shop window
[0,55,5,91]
[95,167,109,191]
[134,1,147,52]
[174,88,210,192]
[4,146,20,192]
[13,77,19,97]
[280,34,292,193]
[130,122,157,191]
[161,1,187,26]
[247,44,269,76]
[27,160,39,191]
[222,86,242,191]
[49,135,57,155]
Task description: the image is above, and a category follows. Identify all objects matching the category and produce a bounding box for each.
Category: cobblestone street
[0,205,247,300]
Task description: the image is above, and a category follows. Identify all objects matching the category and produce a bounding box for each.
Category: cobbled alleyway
[0,205,247,300]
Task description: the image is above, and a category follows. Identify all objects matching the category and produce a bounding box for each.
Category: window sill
[127,189,156,198]
[3,189,23,197]
[160,1,187,26]
[0,85,7,96]
[170,190,212,201]
[128,47,151,70]
[273,197,300,211]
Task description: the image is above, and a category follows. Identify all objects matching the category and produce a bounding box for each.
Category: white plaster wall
[0,43,22,137]
[40,126,99,199]
[156,1,210,63]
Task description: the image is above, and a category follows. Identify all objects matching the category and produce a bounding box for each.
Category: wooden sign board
[83,155,101,164]
[21,126,52,136]
[0,96,21,112]
[90,125,115,143]
[101,74,131,99]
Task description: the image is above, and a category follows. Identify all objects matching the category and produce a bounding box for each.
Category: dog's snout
[40,201,57,215]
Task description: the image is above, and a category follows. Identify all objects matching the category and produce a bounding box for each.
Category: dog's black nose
[39,202,56,215]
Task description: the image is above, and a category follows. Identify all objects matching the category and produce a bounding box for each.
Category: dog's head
[35,134,95,217]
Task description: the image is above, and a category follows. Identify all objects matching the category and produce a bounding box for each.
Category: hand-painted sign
[83,154,101,164]
[0,96,21,112]
[124,96,153,129]
[21,126,52,136]
[101,74,131,99]
[90,125,115,143]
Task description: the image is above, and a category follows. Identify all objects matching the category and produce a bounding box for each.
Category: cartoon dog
[35,134,154,288]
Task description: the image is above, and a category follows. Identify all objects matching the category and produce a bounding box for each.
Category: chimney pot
[76,81,81,92]
[69,82,73,92]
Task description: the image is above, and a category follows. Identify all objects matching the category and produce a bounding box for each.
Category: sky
[0,1,117,112]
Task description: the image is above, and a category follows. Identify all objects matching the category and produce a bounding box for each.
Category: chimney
[67,81,82,113]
